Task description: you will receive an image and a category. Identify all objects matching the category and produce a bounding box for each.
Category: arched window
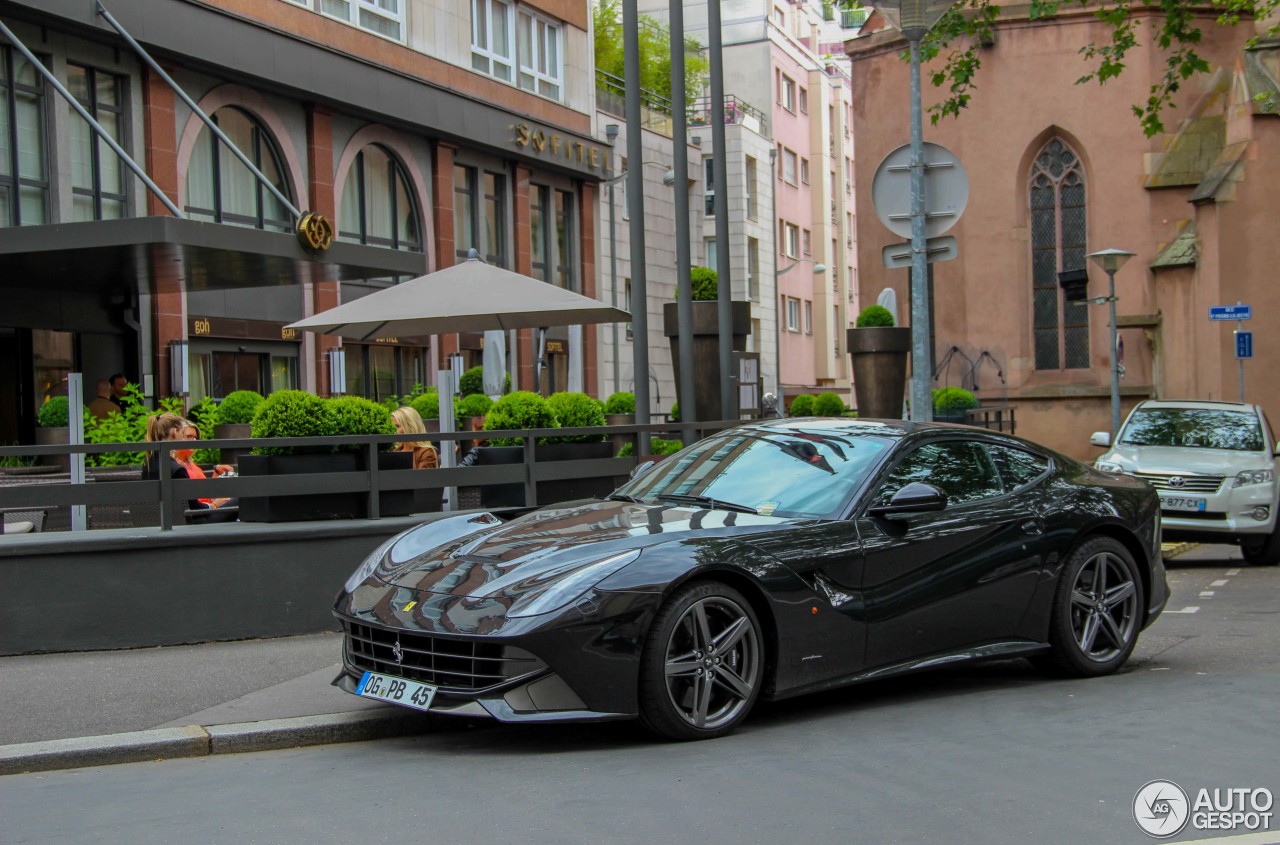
[338,145,422,251]
[185,107,292,232]
[1029,138,1089,370]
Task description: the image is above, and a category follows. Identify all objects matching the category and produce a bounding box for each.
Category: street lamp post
[876,0,955,423]
[1087,248,1135,436]
[605,124,621,396]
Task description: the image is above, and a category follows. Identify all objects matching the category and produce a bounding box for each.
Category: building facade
[0,0,602,444]
[846,7,1279,458]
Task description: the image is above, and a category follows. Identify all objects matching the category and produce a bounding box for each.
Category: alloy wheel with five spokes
[1044,536,1145,677]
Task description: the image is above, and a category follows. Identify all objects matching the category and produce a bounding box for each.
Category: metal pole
[68,374,87,532]
[96,2,303,221]
[770,148,781,408]
[0,19,184,219]
[907,37,932,422]
[1237,313,1245,403]
[609,175,621,395]
[671,0,697,441]
[623,0,651,455]
[708,0,734,421]
[1108,268,1121,436]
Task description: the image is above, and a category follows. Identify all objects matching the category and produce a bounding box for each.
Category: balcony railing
[596,69,675,135]
[686,94,767,136]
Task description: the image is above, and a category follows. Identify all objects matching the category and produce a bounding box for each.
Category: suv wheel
[1241,531,1280,566]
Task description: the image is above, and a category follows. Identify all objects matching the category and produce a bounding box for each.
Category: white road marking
[1165,606,1201,614]
[1226,568,1242,575]
[1199,591,1216,598]
[1211,579,1229,587]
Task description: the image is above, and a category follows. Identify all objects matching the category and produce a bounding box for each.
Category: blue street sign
[1210,305,1252,321]
[1236,331,1253,359]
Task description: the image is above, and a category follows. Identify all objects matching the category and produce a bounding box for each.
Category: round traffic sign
[871,142,969,240]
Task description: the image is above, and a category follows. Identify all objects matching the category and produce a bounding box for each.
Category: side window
[988,445,1050,490]
[873,442,1004,508]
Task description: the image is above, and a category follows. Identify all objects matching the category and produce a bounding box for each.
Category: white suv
[1092,400,1279,565]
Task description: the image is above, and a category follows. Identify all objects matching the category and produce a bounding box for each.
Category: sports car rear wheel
[638,581,763,741]
[1043,536,1144,677]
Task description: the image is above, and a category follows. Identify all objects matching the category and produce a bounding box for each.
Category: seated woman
[143,412,239,523]
[391,406,439,469]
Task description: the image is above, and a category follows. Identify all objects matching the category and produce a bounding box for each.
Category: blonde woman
[391,406,438,469]
[143,412,237,521]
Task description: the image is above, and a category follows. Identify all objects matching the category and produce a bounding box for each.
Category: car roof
[1134,399,1260,413]
[736,417,998,438]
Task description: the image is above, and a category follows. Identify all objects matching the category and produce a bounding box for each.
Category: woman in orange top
[143,412,237,520]
[391,406,438,469]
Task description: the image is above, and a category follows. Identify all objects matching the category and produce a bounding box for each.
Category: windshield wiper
[607,493,644,503]
[656,493,758,514]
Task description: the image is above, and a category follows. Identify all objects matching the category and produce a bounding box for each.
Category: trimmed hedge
[604,391,636,415]
[483,391,559,446]
[813,392,846,416]
[933,386,979,416]
[856,305,895,328]
[36,396,70,428]
[546,392,606,443]
[217,390,265,425]
[789,394,816,417]
[410,391,440,421]
[327,396,396,452]
[250,390,336,455]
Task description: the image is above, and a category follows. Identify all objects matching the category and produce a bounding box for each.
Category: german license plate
[356,671,436,712]
[1160,495,1206,512]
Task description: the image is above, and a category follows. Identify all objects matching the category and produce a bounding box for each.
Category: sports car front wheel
[638,581,764,741]
[1043,536,1144,677]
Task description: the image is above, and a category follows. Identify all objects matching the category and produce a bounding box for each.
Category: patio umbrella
[286,256,630,341]
[482,329,507,399]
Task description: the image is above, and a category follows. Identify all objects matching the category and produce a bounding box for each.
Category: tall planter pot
[238,451,413,523]
[35,426,70,472]
[605,413,635,457]
[848,326,910,420]
[213,423,252,470]
[663,301,751,423]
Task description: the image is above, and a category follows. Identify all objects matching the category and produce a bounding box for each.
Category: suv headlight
[1233,469,1274,488]
[1095,461,1125,473]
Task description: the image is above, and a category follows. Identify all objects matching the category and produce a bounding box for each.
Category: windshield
[617,429,891,518]
[1119,408,1265,451]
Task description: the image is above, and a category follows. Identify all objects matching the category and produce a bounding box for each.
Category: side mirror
[867,482,948,518]
[1090,431,1111,448]
[630,460,656,480]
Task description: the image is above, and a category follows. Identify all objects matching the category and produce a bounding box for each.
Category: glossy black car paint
[333,419,1168,725]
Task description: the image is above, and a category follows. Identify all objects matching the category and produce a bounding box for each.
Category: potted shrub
[848,304,910,420]
[459,366,511,398]
[475,391,560,508]
[35,396,71,471]
[240,390,348,522]
[789,394,816,417]
[933,386,979,424]
[813,392,846,417]
[213,389,263,469]
[663,266,751,422]
[454,392,493,443]
[543,391,617,501]
[604,391,636,456]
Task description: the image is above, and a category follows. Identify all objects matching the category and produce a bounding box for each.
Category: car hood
[1102,444,1273,475]
[373,499,802,600]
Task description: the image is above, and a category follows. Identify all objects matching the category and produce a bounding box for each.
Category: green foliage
[483,391,560,446]
[670,401,680,423]
[410,391,440,420]
[250,390,336,455]
[82,384,184,466]
[855,304,895,328]
[933,386,980,415]
[0,443,37,468]
[327,396,396,452]
[617,436,683,457]
[675,265,719,301]
[217,390,265,425]
[905,0,1280,137]
[36,396,69,428]
[813,392,846,416]
[455,393,494,420]
[594,0,709,107]
[189,395,221,465]
[789,394,816,417]
[604,391,636,415]
[460,367,511,398]
[546,392,607,443]
[379,382,432,412]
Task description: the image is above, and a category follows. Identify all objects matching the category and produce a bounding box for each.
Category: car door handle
[1020,519,1043,535]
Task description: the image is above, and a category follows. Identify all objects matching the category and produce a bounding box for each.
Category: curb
[1161,541,1199,559]
[0,708,430,776]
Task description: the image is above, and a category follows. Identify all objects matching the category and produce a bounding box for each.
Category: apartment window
[338,144,422,251]
[705,238,717,273]
[798,87,808,114]
[833,306,841,355]
[846,157,853,192]
[472,0,515,83]
[185,107,292,232]
[802,228,811,256]
[455,165,506,266]
[782,149,797,185]
[0,47,48,227]
[747,237,759,301]
[289,0,404,41]
[804,300,813,335]
[800,158,810,185]
[531,185,575,290]
[783,222,799,258]
[780,74,796,113]
[745,156,757,220]
[785,296,800,332]
[67,64,126,222]
[773,6,786,29]
[624,278,633,339]
[703,156,715,215]
[517,9,562,99]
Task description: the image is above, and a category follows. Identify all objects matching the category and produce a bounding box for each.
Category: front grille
[1161,510,1226,521]
[343,621,543,691]
[1134,471,1224,493]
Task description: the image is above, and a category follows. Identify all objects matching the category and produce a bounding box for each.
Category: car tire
[637,581,764,741]
[1042,536,1145,677]
[1241,531,1280,566]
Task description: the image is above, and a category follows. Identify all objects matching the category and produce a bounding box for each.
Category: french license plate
[1160,495,1206,512]
[356,671,436,712]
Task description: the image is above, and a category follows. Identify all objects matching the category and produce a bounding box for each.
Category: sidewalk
[0,632,430,774]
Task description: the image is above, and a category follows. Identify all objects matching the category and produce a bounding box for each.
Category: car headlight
[506,550,642,618]
[343,534,400,594]
[1095,461,1125,473]
[1233,469,1274,488]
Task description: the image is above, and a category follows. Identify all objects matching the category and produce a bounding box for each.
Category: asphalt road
[4,546,1279,845]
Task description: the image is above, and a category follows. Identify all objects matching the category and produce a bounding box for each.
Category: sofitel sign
[514,123,606,172]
